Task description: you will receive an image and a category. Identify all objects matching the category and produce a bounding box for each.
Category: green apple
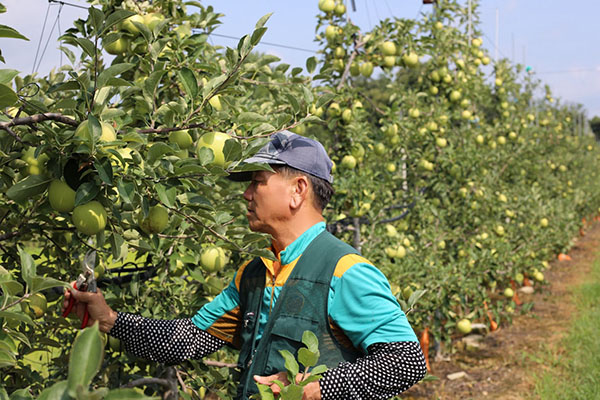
[169,130,193,149]
[318,0,336,13]
[147,205,169,233]
[325,25,338,41]
[341,108,353,123]
[75,120,116,143]
[383,56,396,68]
[436,137,447,148]
[21,147,49,176]
[381,41,397,56]
[456,318,472,334]
[503,287,514,298]
[143,13,164,31]
[200,246,228,273]
[103,37,130,55]
[385,224,398,237]
[402,52,419,67]
[386,163,396,173]
[449,90,461,102]
[359,61,374,77]
[472,37,482,47]
[197,131,231,167]
[121,14,145,35]
[25,293,47,319]
[340,155,357,169]
[374,142,386,156]
[349,62,360,76]
[328,102,341,116]
[334,3,346,15]
[48,180,76,213]
[208,95,223,111]
[334,46,345,58]
[72,201,107,236]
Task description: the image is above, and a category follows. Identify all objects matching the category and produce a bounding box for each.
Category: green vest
[236,230,363,399]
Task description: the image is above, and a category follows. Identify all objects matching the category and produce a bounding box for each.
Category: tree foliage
[1,0,600,398]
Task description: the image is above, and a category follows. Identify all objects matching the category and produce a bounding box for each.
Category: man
[63,131,426,399]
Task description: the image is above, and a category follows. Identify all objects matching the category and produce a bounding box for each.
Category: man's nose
[243,184,252,202]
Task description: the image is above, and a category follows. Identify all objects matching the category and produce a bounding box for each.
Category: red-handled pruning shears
[62,249,97,329]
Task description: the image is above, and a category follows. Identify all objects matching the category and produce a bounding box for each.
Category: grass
[532,255,600,399]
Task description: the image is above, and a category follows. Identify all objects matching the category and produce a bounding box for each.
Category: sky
[1,0,599,117]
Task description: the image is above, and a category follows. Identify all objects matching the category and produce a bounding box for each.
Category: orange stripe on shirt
[333,253,373,278]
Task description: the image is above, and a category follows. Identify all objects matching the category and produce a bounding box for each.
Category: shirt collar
[277,222,326,265]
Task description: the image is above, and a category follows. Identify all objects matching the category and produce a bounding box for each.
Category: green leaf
[279,349,299,380]
[67,323,104,397]
[37,380,70,400]
[6,175,51,202]
[0,69,19,84]
[31,276,67,293]
[143,70,166,99]
[116,180,134,204]
[94,158,113,185]
[223,138,242,163]
[255,13,273,30]
[0,311,33,326]
[0,387,8,400]
[88,7,105,34]
[201,75,227,98]
[147,142,175,164]
[104,389,159,400]
[237,112,267,124]
[0,83,18,107]
[88,114,102,141]
[74,37,96,58]
[156,184,177,208]
[254,384,275,400]
[280,384,303,400]
[74,182,101,207]
[302,87,314,104]
[97,63,134,88]
[250,27,267,46]
[315,93,336,109]
[19,248,35,287]
[100,10,136,36]
[301,330,319,353]
[0,281,23,296]
[177,67,198,99]
[285,93,300,113]
[0,24,28,40]
[0,348,16,368]
[197,146,214,166]
[47,80,80,94]
[306,57,317,74]
[309,364,327,375]
[297,348,319,369]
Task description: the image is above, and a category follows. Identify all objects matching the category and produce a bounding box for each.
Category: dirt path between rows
[402,221,600,400]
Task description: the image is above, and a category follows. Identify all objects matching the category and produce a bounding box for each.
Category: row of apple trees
[1,0,600,398]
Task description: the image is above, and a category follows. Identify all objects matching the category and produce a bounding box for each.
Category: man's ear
[290,175,310,209]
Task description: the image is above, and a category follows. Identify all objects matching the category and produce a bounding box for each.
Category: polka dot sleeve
[108,312,226,365]
[319,341,427,399]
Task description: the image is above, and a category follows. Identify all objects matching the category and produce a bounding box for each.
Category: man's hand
[62,283,118,333]
[254,372,321,400]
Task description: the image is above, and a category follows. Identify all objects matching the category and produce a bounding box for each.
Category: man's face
[243,170,293,234]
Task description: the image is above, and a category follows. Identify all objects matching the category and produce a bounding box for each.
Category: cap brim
[226,162,281,181]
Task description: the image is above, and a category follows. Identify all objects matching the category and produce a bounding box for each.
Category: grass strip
[533,256,600,399]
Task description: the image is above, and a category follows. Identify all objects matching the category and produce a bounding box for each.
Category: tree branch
[121,377,171,389]
[0,113,79,128]
[203,360,238,368]
[336,35,365,91]
[136,123,208,134]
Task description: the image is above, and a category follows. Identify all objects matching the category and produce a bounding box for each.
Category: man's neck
[270,215,324,256]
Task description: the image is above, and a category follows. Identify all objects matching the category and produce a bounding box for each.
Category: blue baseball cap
[228,131,333,183]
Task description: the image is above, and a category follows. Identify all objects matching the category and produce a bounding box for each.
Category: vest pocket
[264,315,319,375]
